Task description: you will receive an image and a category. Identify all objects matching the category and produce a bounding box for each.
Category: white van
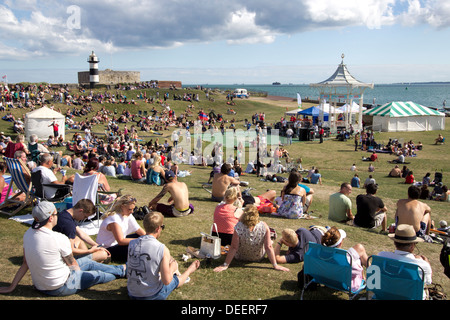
[233,88,249,98]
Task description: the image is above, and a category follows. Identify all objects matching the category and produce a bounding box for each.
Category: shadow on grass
[170,236,200,248]
[7,256,23,266]
[77,286,129,300]
[189,196,217,203]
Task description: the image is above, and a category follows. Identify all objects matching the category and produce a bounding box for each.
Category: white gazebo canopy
[310,54,374,132]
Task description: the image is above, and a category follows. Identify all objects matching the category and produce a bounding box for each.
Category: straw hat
[388,224,423,243]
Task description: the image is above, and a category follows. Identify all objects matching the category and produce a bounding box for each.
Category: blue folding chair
[300,242,366,300]
[0,157,35,216]
[366,255,425,300]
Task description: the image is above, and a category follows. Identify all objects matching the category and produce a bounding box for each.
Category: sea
[184,83,450,110]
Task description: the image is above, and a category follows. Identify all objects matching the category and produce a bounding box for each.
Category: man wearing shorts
[148,171,194,217]
[127,211,200,300]
[354,183,387,232]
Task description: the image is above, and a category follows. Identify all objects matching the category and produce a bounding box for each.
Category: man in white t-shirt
[377,224,432,299]
[32,153,70,199]
[0,201,126,296]
[171,130,179,147]
[286,127,294,145]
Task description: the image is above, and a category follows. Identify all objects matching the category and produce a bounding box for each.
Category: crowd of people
[0,83,446,300]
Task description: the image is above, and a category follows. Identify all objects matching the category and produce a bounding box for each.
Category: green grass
[0,86,449,300]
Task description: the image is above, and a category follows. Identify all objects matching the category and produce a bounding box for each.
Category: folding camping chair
[300,242,366,300]
[30,170,71,203]
[366,255,426,300]
[0,157,35,216]
[72,173,122,226]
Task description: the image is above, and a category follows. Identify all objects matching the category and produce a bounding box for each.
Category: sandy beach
[249,95,315,110]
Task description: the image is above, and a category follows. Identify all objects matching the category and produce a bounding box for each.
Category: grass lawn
[0,85,449,301]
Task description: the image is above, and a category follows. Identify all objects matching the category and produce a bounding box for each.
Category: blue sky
[1,0,450,84]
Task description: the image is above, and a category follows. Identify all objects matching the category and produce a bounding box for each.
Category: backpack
[439,237,450,279]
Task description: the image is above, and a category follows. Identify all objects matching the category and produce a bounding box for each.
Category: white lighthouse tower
[88,51,100,89]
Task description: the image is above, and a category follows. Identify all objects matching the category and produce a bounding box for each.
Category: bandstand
[310,54,374,133]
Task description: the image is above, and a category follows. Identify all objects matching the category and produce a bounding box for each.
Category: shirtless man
[211,163,241,202]
[388,165,401,177]
[148,170,194,217]
[395,185,432,236]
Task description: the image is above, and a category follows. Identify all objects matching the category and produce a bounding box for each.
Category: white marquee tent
[24,106,65,141]
[337,101,367,113]
[363,101,445,132]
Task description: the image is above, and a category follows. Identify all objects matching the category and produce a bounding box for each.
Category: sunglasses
[120,197,137,204]
[160,224,165,230]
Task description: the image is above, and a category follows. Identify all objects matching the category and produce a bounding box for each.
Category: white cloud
[304,0,396,29]
[224,9,277,44]
[0,0,450,62]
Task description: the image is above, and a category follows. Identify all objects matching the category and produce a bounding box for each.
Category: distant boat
[272,82,281,85]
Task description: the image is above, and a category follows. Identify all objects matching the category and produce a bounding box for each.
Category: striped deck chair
[0,157,34,216]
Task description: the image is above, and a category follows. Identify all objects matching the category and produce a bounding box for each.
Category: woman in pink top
[0,162,16,203]
[321,227,368,292]
[213,187,244,246]
[131,151,146,182]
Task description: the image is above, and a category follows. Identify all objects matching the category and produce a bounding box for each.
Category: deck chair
[0,157,34,216]
[72,173,122,226]
[366,255,425,300]
[300,242,366,300]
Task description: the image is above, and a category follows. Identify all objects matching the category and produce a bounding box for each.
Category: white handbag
[199,223,221,259]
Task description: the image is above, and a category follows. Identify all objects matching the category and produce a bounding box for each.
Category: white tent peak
[25,106,64,119]
[337,101,367,113]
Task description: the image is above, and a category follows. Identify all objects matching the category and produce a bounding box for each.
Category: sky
[1,0,450,85]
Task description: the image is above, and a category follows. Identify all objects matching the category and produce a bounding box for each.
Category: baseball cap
[165,170,176,180]
[32,201,57,229]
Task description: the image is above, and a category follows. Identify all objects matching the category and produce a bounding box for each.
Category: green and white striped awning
[363,101,445,117]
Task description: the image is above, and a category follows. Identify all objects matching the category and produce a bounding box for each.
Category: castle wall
[78,70,140,85]
[77,70,182,88]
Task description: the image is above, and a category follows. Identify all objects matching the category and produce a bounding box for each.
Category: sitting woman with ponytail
[321,227,369,292]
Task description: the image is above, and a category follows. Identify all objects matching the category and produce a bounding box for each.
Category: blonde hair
[240,204,260,228]
[321,227,341,247]
[16,134,25,143]
[282,228,298,246]
[143,211,164,234]
[102,195,136,219]
[224,187,238,202]
[150,155,161,169]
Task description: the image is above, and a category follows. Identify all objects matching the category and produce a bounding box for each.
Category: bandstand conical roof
[310,54,374,89]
